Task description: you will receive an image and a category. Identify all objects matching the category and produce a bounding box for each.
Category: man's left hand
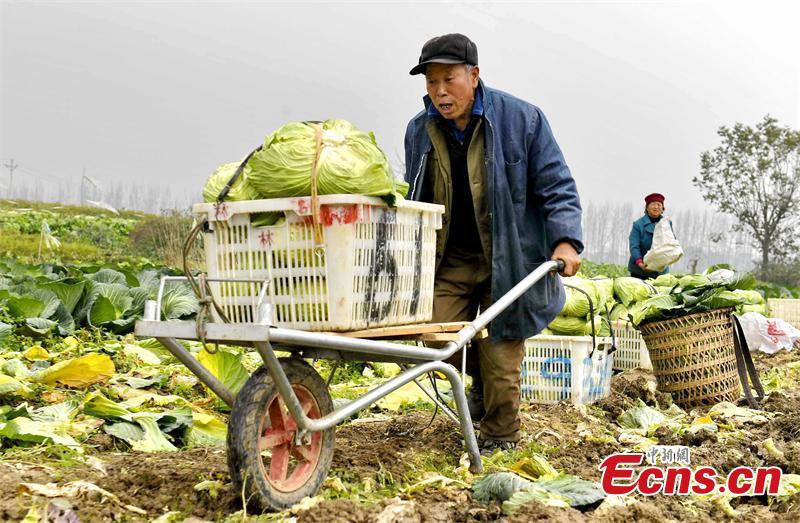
[552,242,581,277]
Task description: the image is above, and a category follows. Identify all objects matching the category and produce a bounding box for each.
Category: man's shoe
[479,439,517,456]
[466,388,486,420]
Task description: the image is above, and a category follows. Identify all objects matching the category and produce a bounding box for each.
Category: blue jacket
[404,81,583,341]
[628,215,672,277]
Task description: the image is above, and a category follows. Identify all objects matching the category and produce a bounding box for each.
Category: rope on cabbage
[309,122,325,252]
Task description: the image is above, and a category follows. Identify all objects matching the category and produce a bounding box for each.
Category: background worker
[404,33,583,454]
[628,192,674,279]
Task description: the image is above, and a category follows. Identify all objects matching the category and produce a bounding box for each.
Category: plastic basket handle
[563,283,597,356]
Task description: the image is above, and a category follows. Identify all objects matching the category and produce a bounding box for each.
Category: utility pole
[4,158,18,197]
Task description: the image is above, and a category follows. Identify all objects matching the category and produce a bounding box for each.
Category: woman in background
[628,193,673,279]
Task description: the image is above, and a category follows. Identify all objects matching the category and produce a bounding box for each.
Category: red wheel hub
[257,385,322,492]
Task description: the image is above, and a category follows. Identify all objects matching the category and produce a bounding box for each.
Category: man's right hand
[637,260,650,272]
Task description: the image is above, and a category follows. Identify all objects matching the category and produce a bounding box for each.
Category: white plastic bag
[643,218,683,272]
[738,312,800,354]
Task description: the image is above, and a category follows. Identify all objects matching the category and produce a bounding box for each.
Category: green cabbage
[703,289,746,309]
[628,294,680,326]
[591,278,615,309]
[247,120,408,203]
[548,316,589,335]
[732,289,764,305]
[609,303,629,321]
[202,162,260,203]
[591,315,611,337]
[678,274,711,289]
[473,472,536,503]
[547,315,609,336]
[652,274,679,287]
[613,277,654,306]
[618,399,666,432]
[737,303,768,315]
[562,287,591,317]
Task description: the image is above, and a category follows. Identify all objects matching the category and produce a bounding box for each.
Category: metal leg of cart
[252,341,483,474]
[157,337,235,407]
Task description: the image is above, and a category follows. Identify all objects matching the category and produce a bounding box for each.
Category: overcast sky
[1,0,798,210]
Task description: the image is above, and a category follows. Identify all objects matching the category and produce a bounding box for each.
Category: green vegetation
[0,199,201,268]
[2,198,799,522]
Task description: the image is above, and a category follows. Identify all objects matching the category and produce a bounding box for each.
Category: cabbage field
[2,200,800,522]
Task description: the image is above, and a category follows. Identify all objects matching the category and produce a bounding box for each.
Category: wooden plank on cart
[327,322,488,341]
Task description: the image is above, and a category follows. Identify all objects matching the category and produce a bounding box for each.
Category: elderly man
[404,33,583,453]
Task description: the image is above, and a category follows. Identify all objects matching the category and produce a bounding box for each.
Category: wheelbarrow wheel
[227,357,334,512]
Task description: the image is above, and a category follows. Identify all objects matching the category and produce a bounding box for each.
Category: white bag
[738,312,800,354]
[643,218,683,272]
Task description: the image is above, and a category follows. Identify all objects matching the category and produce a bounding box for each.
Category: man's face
[425,63,480,128]
[646,201,664,218]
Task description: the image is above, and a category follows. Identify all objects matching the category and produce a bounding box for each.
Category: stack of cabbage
[616,269,766,327]
[546,277,616,336]
[202,119,408,204]
[547,267,766,335]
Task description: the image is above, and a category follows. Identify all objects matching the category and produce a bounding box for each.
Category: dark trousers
[431,248,524,441]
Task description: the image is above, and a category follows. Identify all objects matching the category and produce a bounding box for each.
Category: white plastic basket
[521,335,614,405]
[194,195,444,331]
[768,299,800,329]
[610,320,652,371]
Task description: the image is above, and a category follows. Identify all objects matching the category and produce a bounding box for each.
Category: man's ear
[471,65,480,87]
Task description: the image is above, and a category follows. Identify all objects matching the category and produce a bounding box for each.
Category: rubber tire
[227,358,334,512]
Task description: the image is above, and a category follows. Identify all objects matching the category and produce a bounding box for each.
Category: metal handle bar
[267,259,565,360]
[453,259,564,348]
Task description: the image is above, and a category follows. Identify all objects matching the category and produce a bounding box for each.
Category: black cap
[409,33,478,76]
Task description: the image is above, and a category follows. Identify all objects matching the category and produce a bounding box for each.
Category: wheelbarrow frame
[134,259,562,496]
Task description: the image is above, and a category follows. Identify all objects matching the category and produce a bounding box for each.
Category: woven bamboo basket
[639,308,739,408]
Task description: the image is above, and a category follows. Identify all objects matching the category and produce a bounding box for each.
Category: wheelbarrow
[134,259,563,511]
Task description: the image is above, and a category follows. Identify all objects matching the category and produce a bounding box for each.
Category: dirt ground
[4,350,800,522]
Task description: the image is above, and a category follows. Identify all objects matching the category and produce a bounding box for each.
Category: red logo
[599,452,782,496]
[258,230,274,247]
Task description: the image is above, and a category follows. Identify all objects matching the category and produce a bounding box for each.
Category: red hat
[644,193,665,205]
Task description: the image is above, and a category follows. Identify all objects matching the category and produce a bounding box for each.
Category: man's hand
[637,260,651,272]
[552,242,581,277]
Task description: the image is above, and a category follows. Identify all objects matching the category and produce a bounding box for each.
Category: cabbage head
[247,120,408,203]
[591,278,615,309]
[737,303,768,315]
[609,303,629,321]
[678,274,711,290]
[732,289,764,305]
[652,274,679,287]
[548,316,589,336]
[562,287,591,317]
[561,278,602,316]
[203,162,260,203]
[589,315,611,336]
[613,277,654,306]
[628,294,679,326]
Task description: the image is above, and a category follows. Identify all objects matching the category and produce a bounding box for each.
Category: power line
[14,162,71,183]
[3,159,18,197]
